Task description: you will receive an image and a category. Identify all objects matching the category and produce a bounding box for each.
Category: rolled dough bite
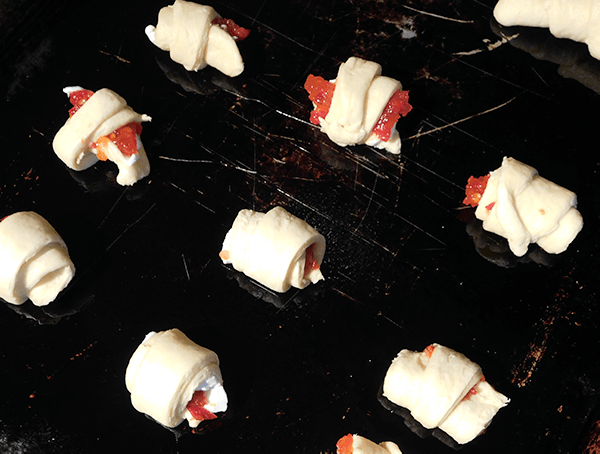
[463,157,583,257]
[145,0,250,77]
[493,0,600,60]
[219,206,326,293]
[53,87,152,186]
[0,212,75,307]
[382,344,509,445]
[336,434,403,454]
[125,328,227,428]
[304,56,412,154]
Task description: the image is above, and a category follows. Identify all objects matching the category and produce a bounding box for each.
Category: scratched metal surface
[0,0,599,453]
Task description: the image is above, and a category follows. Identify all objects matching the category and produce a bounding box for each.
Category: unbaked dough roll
[0,212,75,307]
[305,57,412,154]
[125,329,227,428]
[53,87,152,186]
[220,206,326,293]
[493,0,600,60]
[382,344,509,445]
[336,434,403,454]
[145,0,247,77]
[472,157,583,257]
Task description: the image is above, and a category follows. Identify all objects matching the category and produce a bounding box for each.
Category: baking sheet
[0,0,599,452]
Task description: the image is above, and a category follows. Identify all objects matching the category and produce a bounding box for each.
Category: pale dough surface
[494,0,600,60]
[346,434,403,454]
[220,206,326,292]
[475,157,583,256]
[125,328,225,428]
[383,344,509,444]
[0,212,75,306]
[148,0,244,77]
[318,57,404,154]
[52,88,152,186]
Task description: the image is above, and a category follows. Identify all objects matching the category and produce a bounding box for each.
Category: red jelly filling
[186,390,218,422]
[424,344,436,358]
[336,434,354,454]
[371,89,412,142]
[303,243,320,278]
[304,74,335,125]
[68,89,94,117]
[211,17,250,41]
[463,174,490,207]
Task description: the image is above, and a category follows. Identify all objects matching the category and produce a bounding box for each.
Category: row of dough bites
[304,57,412,155]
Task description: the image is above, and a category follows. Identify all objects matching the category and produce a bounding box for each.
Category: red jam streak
[303,75,411,141]
[336,434,354,454]
[304,74,335,125]
[68,89,94,117]
[424,344,436,358]
[461,376,486,402]
[186,390,218,422]
[211,17,250,41]
[371,89,412,142]
[303,243,320,278]
[463,174,490,207]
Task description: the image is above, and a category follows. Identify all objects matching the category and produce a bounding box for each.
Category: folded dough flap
[155,0,218,71]
[383,349,429,411]
[205,24,244,77]
[225,207,325,293]
[322,57,382,145]
[0,212,73,306]
[536,206,583,254]
[547,0,593,42]
[412,344,483,429]
[53,88,128,170]
[363,76,402,135]
[438,380,510,445]
[126,329,222,428]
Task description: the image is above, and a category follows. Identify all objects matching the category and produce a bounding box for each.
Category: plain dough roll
[220,206,326,293]
[493,0,600,60]
[125,329,227,428]
[147,0,245,77]
[475,157,583,256]
[52,88,152,186]
[0,212,75,307]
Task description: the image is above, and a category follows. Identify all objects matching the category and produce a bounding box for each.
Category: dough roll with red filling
[466,157,583,257]
[336,434,403,454]
[125,328,227,428]
[220,206,325,293]
[382,344,509,445]
[0,212,75,307]
[145,0,248,77]
[53,87,152,186]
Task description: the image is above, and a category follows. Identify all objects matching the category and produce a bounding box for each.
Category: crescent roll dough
[493,0,600,60]
[336,434,403,454]
[0,212,75,307]
[382,344,509,445]
[53,87,152,186]
[470,157,583,257]
[145,0,246,77]
[125,329,228,428]
[219,206,326,293]
[305,56,412,154]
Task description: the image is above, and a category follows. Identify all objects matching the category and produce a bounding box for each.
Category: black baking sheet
[1,0,599,453]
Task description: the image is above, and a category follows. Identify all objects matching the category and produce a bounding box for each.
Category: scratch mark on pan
[98,50,131,64]
[167,182,216,213]
[406,97,516,141]
[402,5,475,23]
[378,311,404,330]
[392,211,447,246]
[158,156,214,163]
[103,203,157,253]
[97,189,128,230]
[353,173,379,234]
[182,254,190,281]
